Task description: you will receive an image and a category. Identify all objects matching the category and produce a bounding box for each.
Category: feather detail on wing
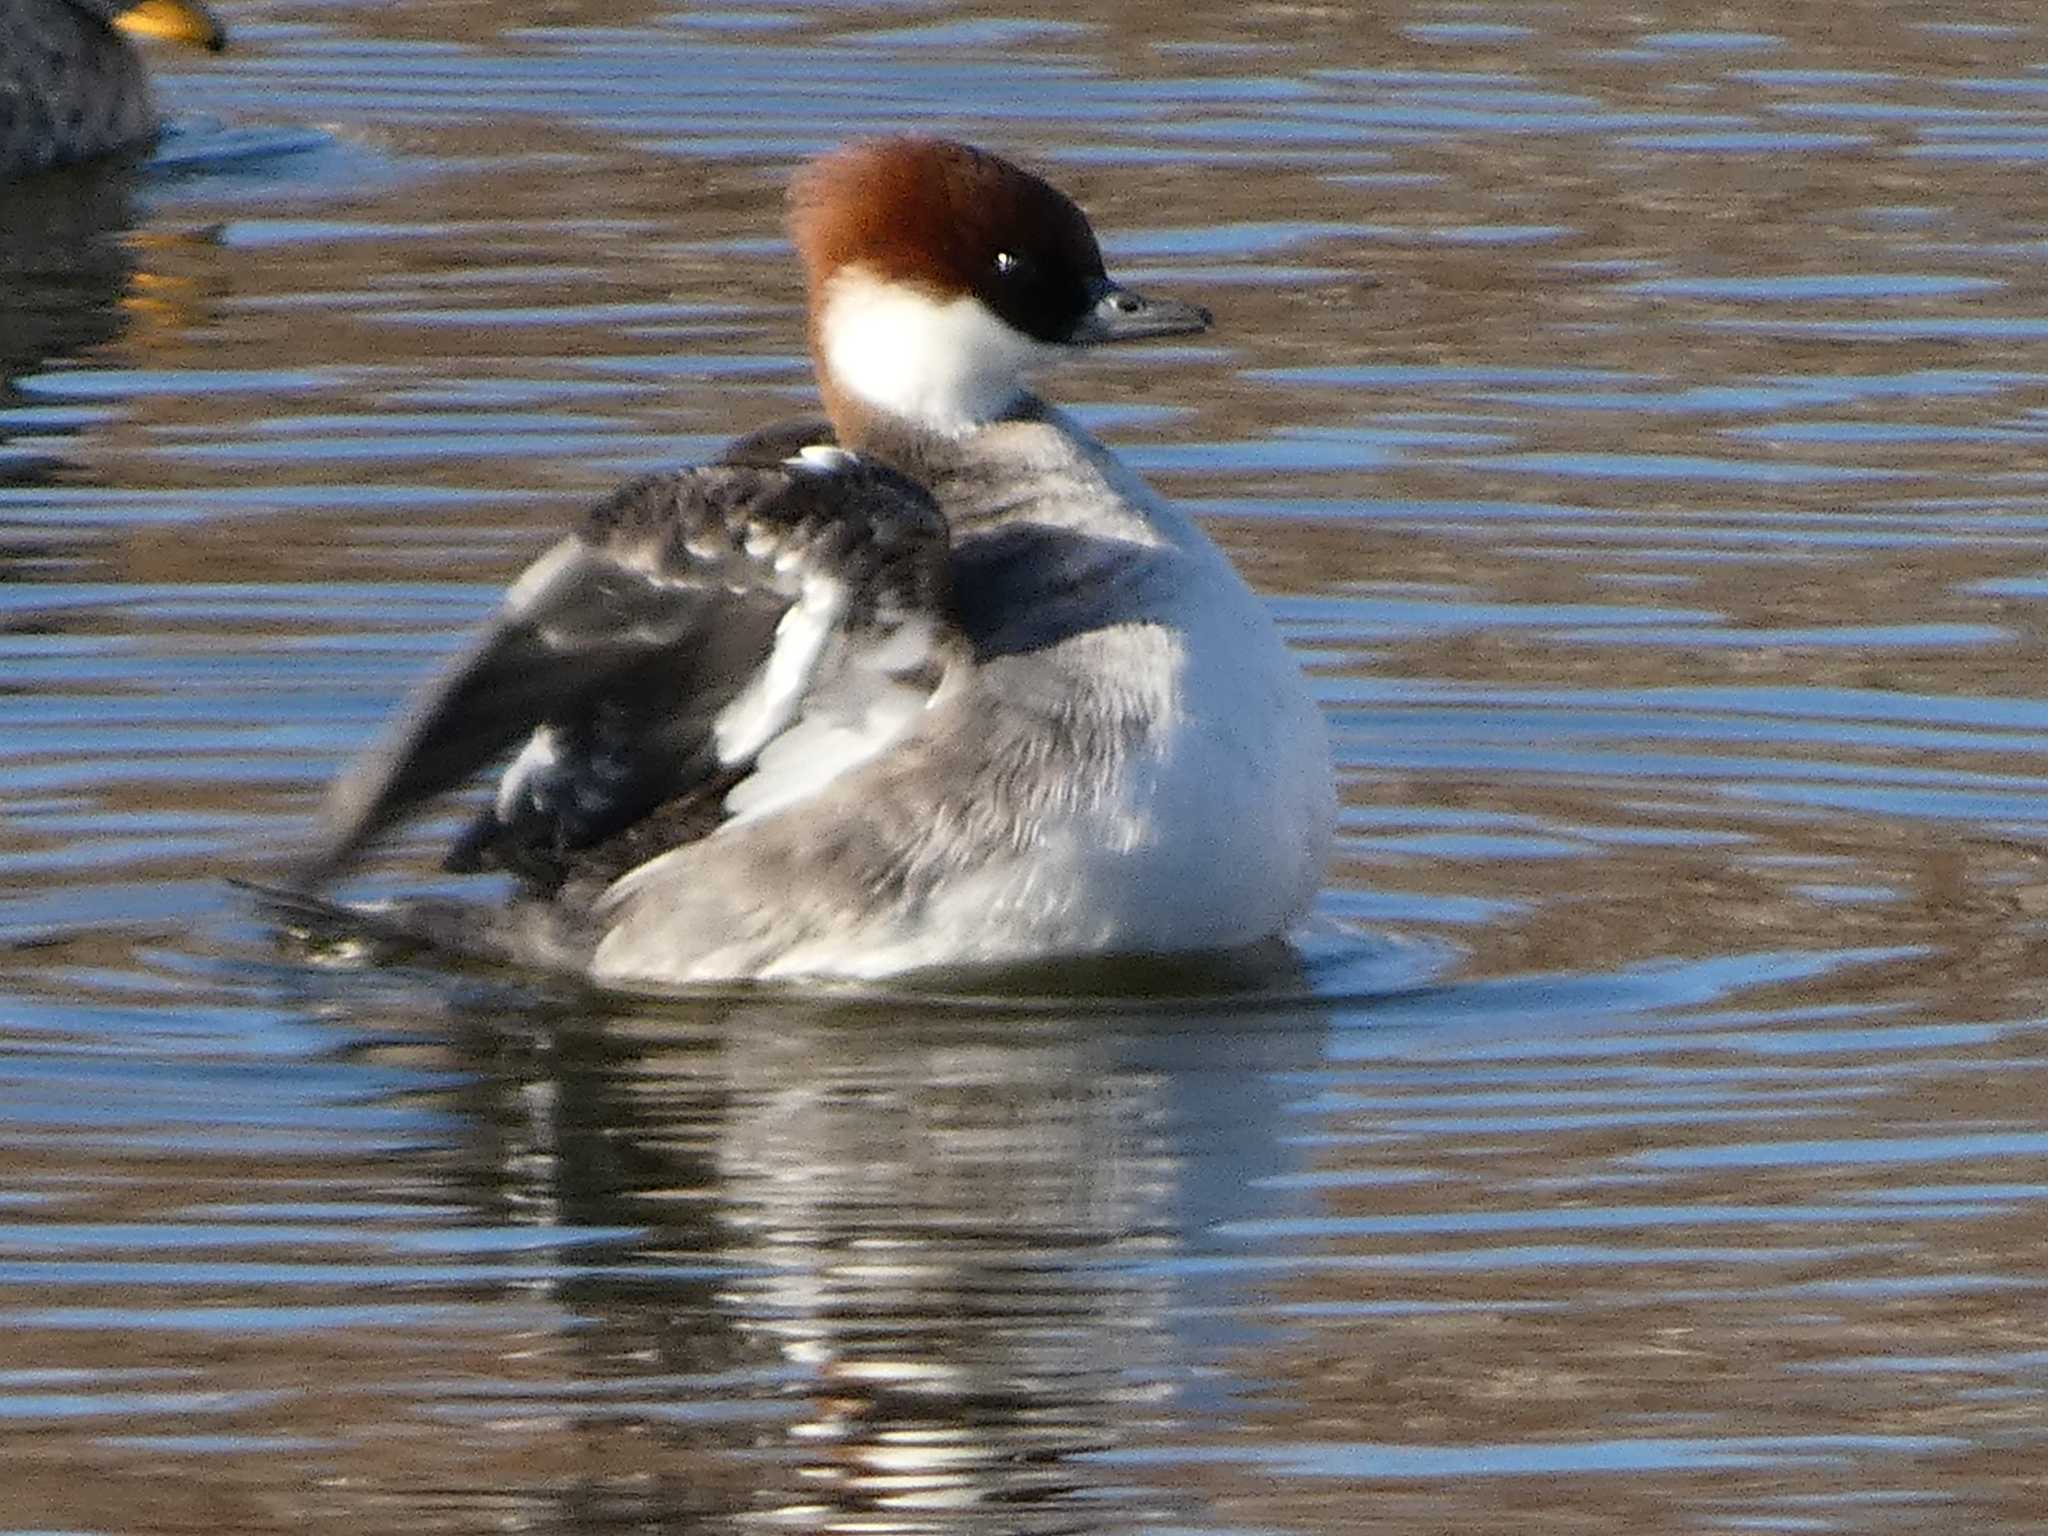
[294,451,960,892]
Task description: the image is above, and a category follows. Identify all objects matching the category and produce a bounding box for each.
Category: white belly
[754,589,1335,981]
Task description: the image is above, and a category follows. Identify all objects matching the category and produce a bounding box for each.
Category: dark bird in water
[2,0,226,179]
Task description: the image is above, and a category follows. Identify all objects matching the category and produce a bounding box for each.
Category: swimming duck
[292,137,1337,985]
[2,0,226,178]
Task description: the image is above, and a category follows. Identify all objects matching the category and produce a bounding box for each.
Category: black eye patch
[975,246,1091,345]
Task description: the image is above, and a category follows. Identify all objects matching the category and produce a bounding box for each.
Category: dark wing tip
[717,417,836,467]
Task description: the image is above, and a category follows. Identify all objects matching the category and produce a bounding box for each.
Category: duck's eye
[992,250,1024,279]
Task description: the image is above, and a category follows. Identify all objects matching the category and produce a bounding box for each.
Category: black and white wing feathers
[296,452,957,892]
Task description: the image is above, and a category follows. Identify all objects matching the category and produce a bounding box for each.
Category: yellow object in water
[1,0,226,179]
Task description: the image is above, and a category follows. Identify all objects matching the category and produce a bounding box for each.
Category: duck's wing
[294,451,959,891]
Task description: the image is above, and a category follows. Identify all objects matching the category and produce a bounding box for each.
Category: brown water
[6,0,2048,1530]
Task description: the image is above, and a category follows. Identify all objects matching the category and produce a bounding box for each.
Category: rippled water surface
[8,1,2048,1530]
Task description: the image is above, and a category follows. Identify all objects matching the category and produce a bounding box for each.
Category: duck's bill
[113,0,228,51]
[1068,278,1213,344]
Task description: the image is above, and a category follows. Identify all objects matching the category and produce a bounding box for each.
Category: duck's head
[789,137,1211,444]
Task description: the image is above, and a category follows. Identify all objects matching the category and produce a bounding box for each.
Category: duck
[289,137,1337,985]
[2,0,226,179]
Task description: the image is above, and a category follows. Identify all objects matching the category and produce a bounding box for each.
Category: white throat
[817,267,1065,434]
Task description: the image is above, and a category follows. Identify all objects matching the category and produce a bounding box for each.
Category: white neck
[816,267,1065,435]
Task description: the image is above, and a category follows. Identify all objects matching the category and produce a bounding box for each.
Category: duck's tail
[229,879,595,976]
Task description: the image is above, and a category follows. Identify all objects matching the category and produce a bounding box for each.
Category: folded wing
[296,452,958,891]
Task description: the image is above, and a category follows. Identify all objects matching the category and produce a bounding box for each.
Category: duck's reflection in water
[438,956,1330,1532]
[1,159,216,486]
[1,167,135,431]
